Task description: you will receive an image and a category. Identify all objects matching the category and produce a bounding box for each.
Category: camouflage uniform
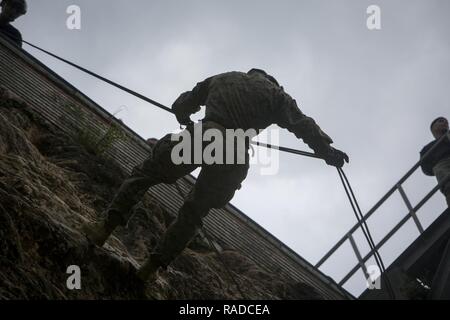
[105,70,335,270]
[107,121,250,268]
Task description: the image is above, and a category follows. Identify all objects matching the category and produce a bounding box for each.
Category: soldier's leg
[138,160,250,280]
[83,134,198,246]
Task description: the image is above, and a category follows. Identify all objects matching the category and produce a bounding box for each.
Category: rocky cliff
[0,88,323,300]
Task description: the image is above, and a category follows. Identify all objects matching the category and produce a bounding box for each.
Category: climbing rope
[18,38,394,298]
[19,38,325,161]
[337,168,396,299]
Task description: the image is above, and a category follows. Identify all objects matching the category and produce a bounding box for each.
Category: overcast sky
[12,0,450,296]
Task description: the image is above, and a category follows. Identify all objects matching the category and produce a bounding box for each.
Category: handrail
[315,132,450,287]
[339,179,447,286]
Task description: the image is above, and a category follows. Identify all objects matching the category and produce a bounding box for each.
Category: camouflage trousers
[106,121,250,267]
[433,157,450,207]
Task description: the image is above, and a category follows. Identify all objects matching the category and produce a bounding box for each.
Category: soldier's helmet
[1,0,27,15]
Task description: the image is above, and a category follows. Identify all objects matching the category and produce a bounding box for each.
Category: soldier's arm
[420,162,434,176]
[274,91,333,154]
[419,146,434,176]
[172,77,213,124]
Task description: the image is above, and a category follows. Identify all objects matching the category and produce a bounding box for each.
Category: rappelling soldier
[82,69,349,282]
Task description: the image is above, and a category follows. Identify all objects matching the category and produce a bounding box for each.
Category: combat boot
[81,217,118,247]
[137,254,163,282]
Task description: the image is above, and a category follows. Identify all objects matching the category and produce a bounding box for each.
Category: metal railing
[315,132,450,287]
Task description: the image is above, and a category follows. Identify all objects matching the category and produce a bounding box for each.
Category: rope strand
[337,168,396,299]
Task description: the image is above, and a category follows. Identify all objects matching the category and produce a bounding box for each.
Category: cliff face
[0,89,323,300]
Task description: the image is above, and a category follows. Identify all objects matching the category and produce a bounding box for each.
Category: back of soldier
[205,71,281,131]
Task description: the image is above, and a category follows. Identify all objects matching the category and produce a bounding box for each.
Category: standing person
[420,117,450,206]
[0,0,27,47]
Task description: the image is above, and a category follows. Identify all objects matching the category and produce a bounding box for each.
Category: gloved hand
[172,91,200,126]
[321,147,349,168]
[175,111,194,126]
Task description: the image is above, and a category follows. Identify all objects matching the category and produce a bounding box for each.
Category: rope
[19,38,327,160]
[337,168,396,299]
[19,38,395,298]
[22,39,172,113]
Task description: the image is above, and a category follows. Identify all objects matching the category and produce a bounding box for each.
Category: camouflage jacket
[172,71,333,154]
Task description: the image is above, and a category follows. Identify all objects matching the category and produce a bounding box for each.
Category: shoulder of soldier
[212,71,246,80]
[273,85,295,103]
[420,139,436,156]
[207,71,249,86]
